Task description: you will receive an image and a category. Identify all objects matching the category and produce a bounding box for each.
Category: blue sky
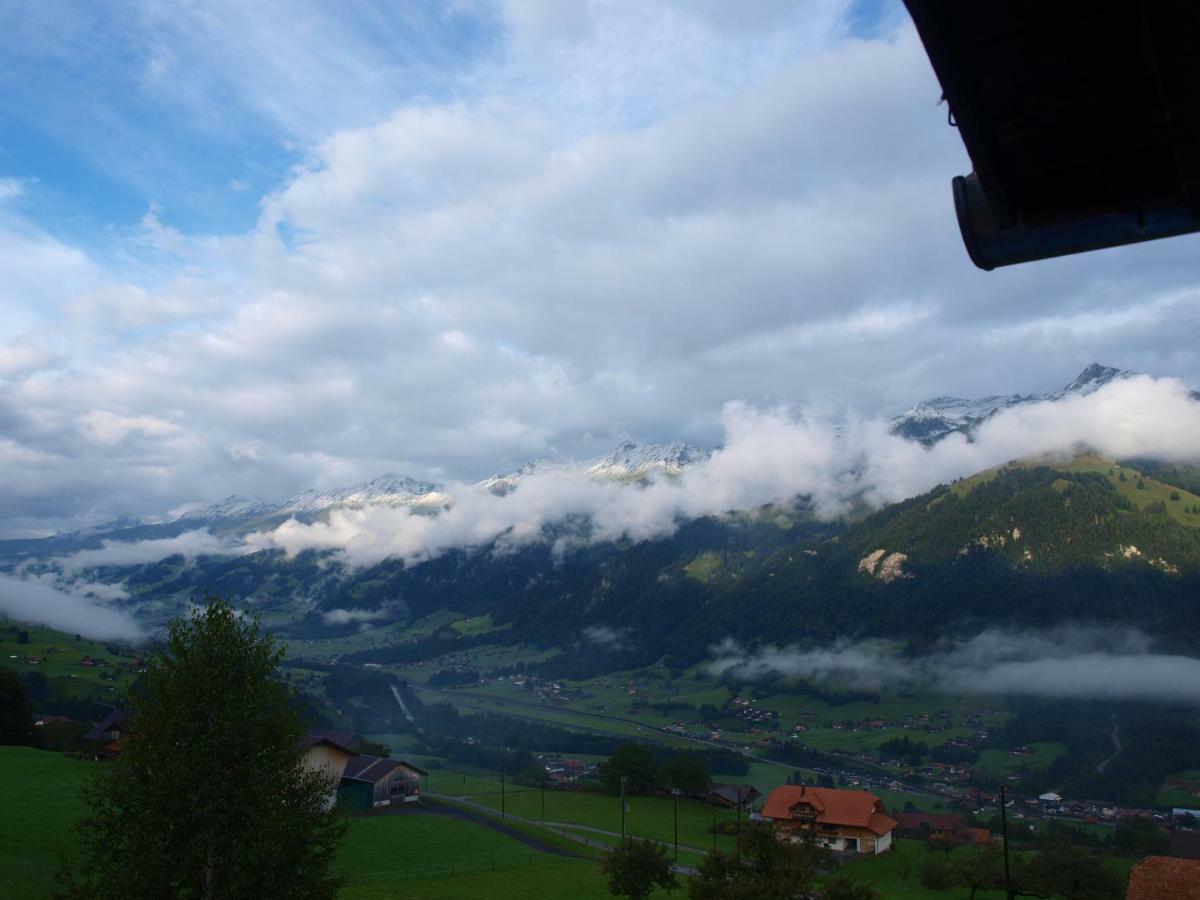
[1,0,1198,537]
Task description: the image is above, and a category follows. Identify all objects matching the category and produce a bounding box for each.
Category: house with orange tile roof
[760,785,898,855]
[1125,856,1200,900]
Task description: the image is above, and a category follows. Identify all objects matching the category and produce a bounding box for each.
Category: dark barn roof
[84,707,130,742]
[342,754,428,783]
[904,2,1200,269]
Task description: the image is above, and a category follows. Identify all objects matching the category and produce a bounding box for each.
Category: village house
[894,812,992,846]
[83,706,131,758]
[704,783,761,811]
[761,785,897,855]
[338,755,427,809]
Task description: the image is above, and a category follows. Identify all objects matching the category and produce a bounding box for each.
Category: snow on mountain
[586,440,709,480]
[277,474,446,515]
[890,363,1136,444]
[478,441,710,495]
[175,495,274,524]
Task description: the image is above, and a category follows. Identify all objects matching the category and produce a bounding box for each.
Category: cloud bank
[0,573,144,641]
[57,529,237,572]
[243,374,1200,568]
[707,626,1200,704]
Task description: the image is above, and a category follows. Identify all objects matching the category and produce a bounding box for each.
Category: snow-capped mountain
[278,474,446,515]
[890,363,1135,444]
[173,496,275,524]
[478,441,709,495]
[586,440,709,480]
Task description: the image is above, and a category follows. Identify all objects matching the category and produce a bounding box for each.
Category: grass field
[0,746,92,898]
[463,785,742,855]
[977,742,1067,780]
[336,814,672,900]
[0,621,135,697]
[0,746,678,900]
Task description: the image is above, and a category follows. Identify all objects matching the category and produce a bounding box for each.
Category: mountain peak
[892,363,1140,445]
[1057,363,1135,397]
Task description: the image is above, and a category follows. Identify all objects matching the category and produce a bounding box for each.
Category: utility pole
[541,778,546,824]
[999,784,1013,900]
[500,762,506,820]
[736,795,742,866]
[672,789,679,861]
[712,806,717,851]
[620,776,627,840]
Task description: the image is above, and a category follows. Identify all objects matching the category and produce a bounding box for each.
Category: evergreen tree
[59,598,346,899]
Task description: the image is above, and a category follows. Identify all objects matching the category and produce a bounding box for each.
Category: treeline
[985,699,1200,805]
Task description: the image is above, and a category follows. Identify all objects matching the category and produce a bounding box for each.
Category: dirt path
[1096,716,1122,774]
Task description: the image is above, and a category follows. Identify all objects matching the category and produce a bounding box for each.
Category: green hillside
[0,747,672,900]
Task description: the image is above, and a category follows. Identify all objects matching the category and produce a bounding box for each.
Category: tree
[1017,836,1125,900]
[601,742,658,795]
[600,837,679,900]
[947,847,1005,900]
[1112,816,1169,857]
[0,666,35,746]
[659,754,710,794]
[689,824,832,900]
[16,629,30,644]
[59,598,346,899]
[820,875,879,899]
[517,761,548,787]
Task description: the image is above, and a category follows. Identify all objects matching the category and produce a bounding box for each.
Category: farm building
[338,755,428,809]
[83,706,132,758]
[704,783,760,810]
[301,732,357,810]
[761,785,897,855]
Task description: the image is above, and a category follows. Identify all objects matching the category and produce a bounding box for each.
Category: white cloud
[707,627,1200,704]
[243,375,1200,568]
[0,573,145,641]
[57,529,237,572]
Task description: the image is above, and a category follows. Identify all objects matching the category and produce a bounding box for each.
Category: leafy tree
[659,753,710,794]
[517,761,548,787]
[600,837,679,900]
[1112,816,1169,857]
[601,742,658,795]
[17,629,30,644]
[689,824,831,899]
[820,874,879,899]
[946,847,1005,900]
[1017,835,1125,899]
[0,665,35,746]
[59,598,346,899]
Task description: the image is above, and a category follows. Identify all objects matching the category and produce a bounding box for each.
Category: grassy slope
[0,621,134,697]
[0,747,91,898]
[0,746,674,900]
[952,453,1200,528]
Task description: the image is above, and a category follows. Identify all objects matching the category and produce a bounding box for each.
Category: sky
[3,0,1200,538]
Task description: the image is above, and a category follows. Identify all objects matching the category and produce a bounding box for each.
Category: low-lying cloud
[243,374,1200,568]
[57,529,238,572]
[708,626,1200,704]
[0,573,145,641]
[320,603,402,626]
